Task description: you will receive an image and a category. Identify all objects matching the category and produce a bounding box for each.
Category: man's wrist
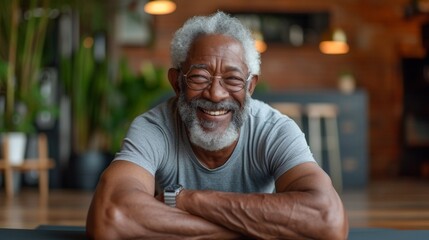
[176,188,190,210]
[164,184,183,207]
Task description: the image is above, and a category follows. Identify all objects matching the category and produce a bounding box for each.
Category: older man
[86,11,348,239]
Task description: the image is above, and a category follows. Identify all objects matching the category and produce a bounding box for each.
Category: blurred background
[1,0,429,192]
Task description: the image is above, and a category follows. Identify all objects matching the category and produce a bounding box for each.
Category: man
[86,11,348,239]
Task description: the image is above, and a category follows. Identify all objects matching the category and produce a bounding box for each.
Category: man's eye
[224,76,245,85]
[189,75,210,83]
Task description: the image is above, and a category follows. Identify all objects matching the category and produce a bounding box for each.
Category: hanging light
[253,30,267,53]
[319,27,349,55]
[144,0,176,15]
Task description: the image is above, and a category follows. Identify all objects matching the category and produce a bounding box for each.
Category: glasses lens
[184,68,249,92]
[185,69,211,90]
[221,74,247,92]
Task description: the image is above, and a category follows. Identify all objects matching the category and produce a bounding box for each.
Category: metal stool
[306,103,342,192]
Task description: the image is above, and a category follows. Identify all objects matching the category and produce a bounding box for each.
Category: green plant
[105,60,172,154]
[55,0,111,154]
[60,36,111,153]
[0,0,56,133]
[60,42,172,155]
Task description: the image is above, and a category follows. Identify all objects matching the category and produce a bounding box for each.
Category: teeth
[202,109,228,116]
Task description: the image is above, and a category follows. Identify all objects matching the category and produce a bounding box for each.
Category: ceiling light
[253,31,267,53]
[144,0,176,15]
[319,27,349,55]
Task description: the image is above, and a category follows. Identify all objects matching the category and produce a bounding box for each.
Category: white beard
[177,92,249,152]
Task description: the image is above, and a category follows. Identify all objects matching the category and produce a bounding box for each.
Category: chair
[305,103,342,192]
[0,133,55,199]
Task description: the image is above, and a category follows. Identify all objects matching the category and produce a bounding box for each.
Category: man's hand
[155,193,164,202]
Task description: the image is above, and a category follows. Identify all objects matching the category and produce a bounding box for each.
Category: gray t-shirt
[114,97,315,193]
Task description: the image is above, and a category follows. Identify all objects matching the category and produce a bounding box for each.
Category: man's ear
[247,75,259,96]
[168,68,181,96]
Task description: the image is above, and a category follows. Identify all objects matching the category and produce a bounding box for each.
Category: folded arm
[86,160,242,240]
[176,162,349,239]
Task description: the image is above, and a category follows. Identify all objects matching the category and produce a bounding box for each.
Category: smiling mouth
[200,108,230,116]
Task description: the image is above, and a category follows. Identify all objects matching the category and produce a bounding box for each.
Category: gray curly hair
[170,11,261,75]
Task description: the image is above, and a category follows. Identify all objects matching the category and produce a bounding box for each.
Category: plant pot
[2,132,27,166]
[0,132,27,193]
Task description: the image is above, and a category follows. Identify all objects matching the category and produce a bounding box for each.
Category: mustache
[188,98,241,112]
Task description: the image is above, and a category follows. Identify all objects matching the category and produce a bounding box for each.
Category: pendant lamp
[253,30,267,53]
[144,0,176,15]
[319,27,349,55]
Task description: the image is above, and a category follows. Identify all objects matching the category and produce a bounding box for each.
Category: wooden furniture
[270,102,303,128]
[0,133,55,199]
[269,101,343,192]
[306,103,342,192]
[255,90,368,189]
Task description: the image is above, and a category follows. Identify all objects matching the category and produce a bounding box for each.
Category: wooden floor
[1,179,429,230]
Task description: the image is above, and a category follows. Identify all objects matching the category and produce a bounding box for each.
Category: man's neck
[190,140,238,169]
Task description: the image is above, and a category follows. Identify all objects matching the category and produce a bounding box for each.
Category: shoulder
[247,98,291,125]
[245,98,303,142]
[125,97,179,144]
[116,98,179,174]
[140,97,176,121]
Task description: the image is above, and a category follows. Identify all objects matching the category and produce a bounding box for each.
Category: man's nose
[203,76,229,102]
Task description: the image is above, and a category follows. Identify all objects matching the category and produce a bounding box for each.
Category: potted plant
[0,0,57,166]
[62,49,172,189]
[58,32,112,189]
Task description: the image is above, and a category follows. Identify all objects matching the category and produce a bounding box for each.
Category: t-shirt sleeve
[264,117,316,180]
[113,115,168,176]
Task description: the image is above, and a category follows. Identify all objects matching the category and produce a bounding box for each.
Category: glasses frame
[181,67,252,93]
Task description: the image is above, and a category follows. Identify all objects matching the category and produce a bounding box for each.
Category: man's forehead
[185,34,247,71]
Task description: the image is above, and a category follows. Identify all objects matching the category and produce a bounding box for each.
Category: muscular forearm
[177,189,347,239]
[87,179,242,239]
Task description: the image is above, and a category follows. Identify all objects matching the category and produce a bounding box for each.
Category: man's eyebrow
[223,66,245,74]
[189,64,246,74]
[189,64,208,70]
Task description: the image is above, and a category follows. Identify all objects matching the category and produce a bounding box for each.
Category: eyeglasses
[182,67,251,93]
